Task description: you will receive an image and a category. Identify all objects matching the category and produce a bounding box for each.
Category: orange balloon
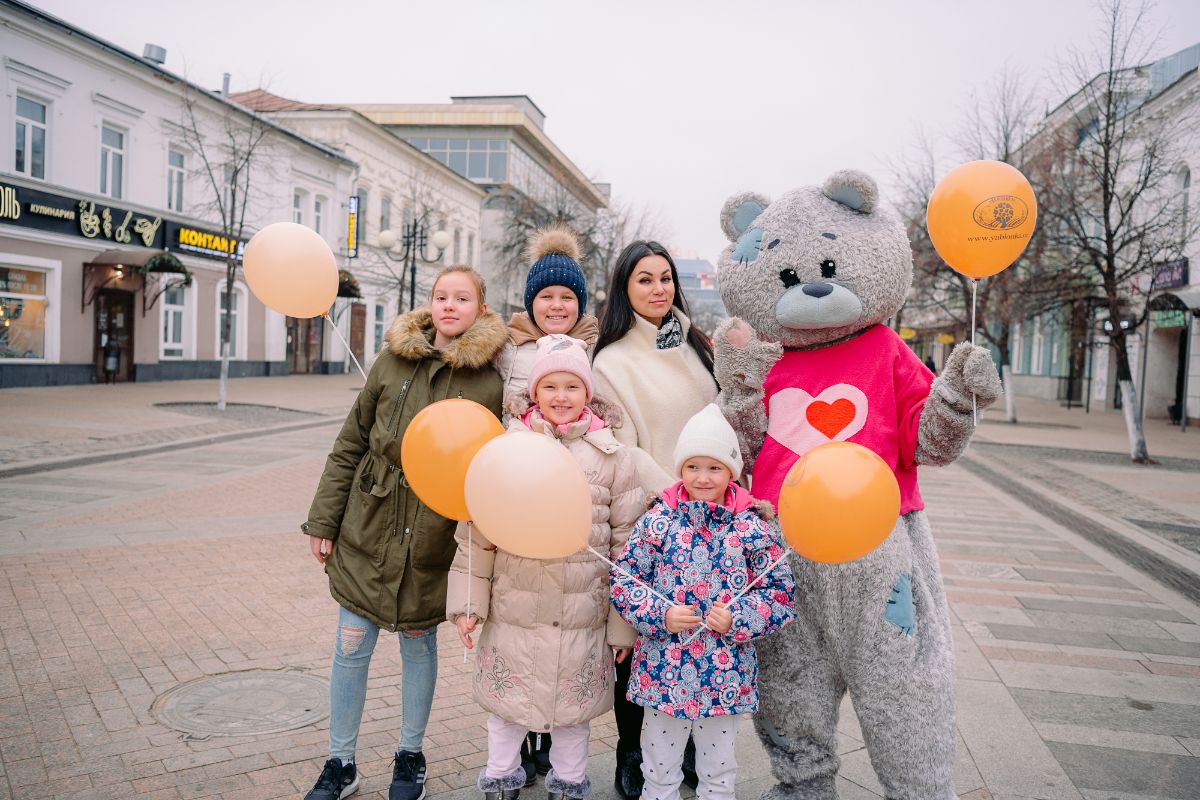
[400,399,504,521]
[464,431,591,559]
[243,222,338,318]
[926,160,1038,279]
[777,442,901,564]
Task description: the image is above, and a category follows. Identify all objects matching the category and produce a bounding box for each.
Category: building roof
[348,100,608,211]
[229,89,486,197]
[0,0,355,166]
[675,258,717,276]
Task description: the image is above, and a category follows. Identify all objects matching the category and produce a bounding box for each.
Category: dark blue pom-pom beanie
[523,226,587,319]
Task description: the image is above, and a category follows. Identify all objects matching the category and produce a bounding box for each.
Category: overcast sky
[28,0,1200,263]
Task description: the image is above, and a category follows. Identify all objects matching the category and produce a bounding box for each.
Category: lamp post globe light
[376,216,450,311]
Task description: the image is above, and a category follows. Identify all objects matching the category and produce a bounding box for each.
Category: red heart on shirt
[806,399,857,439]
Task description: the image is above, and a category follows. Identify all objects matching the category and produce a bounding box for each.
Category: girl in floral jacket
[611,404,795,800]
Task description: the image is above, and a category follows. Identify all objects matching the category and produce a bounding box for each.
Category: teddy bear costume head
[717,169,911,348]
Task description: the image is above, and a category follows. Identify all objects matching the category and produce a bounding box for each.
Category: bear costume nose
[802,283,834,298]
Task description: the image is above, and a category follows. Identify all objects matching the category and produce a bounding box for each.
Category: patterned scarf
[656,314,683,350]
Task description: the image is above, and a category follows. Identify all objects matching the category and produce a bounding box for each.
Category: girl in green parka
[302,265,507,800]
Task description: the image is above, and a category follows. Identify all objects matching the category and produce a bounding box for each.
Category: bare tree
[176,84,274,411]
[353,166,463,313]
[1030,0,1198,461]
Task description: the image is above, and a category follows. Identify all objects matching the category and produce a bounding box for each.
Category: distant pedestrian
[610,404,795,800]
[301,265,506,800]
[448,335,643,800]
[924,355,938,374]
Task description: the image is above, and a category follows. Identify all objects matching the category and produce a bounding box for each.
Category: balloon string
[323,313,367,381]
[681,547,793,646]
[970,279,978,426]
[587,547,676,607]
[465,521,472,664]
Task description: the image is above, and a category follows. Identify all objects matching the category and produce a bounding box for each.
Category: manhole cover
[151,670,329,736]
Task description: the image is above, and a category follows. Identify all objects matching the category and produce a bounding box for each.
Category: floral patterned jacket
[611,482,796,719]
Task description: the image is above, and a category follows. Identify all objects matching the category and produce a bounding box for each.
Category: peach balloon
[464,431,591,559]
[243,222,339,318]
[926,160,1038,279]
[401,399,505,521]
[777,442,901,564]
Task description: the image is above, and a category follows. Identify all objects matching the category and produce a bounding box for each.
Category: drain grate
[151,670,329,737]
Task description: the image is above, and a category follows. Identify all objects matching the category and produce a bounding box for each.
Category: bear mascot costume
[713,169,1003,800]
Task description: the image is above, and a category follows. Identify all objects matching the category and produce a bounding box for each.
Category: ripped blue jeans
[328,605,438,760]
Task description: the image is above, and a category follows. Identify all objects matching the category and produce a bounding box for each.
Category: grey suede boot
[546,769,592,800]
[478,768,527,800]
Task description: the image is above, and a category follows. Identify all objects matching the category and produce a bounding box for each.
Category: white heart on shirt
[767,384,869,457]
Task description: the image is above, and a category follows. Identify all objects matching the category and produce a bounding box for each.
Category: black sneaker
[390,750,427,800]
[304,758,359,800]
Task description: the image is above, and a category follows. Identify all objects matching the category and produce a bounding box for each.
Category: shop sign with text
[0,181,165,249]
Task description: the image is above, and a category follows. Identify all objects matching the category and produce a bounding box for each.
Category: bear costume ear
[822,170,878,214]
[720,191,771,242]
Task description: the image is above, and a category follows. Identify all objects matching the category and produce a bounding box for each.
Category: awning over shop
[1161,286,1200,311]
[82,248,192,316]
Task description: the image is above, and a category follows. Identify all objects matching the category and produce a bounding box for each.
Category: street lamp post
[377,216,452,312]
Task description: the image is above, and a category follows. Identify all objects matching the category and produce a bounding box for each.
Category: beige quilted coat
[446,394,643,731]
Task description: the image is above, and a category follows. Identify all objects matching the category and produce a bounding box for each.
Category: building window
[408,138,508,181]
[293,191,304,225]
[453,229,461,263]
[167,149,185,211]
[216,285,246,360]
[99,125,125,198]
[161,283,186,358]
[314,197,324,234]
[380,197,391,234]
[0,267,47,360]
[467,232,475,265]
[14,95,47,180]
[374,302,386,351]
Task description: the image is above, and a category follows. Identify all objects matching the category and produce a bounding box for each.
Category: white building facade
[0,0,359,387]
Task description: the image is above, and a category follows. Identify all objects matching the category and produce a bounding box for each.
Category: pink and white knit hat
[526,335,593,400]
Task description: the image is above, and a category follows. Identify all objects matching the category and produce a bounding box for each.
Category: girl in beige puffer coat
[447,335,644,800]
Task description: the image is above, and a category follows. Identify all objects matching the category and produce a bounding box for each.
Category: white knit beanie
[672,404,743,479]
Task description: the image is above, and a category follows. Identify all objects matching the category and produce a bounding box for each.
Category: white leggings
[641,708,740,800]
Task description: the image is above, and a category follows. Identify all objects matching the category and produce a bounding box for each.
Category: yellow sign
[177,226,240,257]
[899,327,917,340]
[937,333,957,344]
[346,196,359,258]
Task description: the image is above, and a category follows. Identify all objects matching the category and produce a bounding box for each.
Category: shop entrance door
[94,289,134,383]
[287,316,324,374]
[349,303,366,366]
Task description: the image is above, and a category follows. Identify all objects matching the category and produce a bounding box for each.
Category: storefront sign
[0,181,166,249]
[165,222,246,261]
[0,267,46,294]
[1154,258,1189,289]
[1153,309,1187,329]
[346,195,359,259]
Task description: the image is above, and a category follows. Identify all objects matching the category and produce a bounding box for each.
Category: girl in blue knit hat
[497,226,598,432]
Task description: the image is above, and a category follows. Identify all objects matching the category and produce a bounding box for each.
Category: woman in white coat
[591,240,718,798]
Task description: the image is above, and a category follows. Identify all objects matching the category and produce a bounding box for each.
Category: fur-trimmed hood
[504,389,624,430]
[385,307,507,369]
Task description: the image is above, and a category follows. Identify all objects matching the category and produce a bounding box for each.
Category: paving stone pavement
[0,379,1198,799]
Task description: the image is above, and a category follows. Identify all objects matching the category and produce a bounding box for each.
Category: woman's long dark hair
[594,240,714,374]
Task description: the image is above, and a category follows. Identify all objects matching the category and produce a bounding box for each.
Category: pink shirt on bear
[752,324,934,515]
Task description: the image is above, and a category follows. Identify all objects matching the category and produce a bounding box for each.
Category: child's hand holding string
[706,602,733,635]
[455,615,479,650]
[665,604,702,633]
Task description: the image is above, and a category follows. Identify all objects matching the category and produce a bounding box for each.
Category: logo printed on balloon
[972,195,1029,230]
[767,384,868,457]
